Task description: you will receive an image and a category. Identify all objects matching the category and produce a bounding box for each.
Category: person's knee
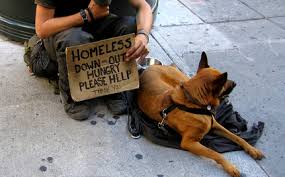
[116,17,137,35]
[55,28,93,52]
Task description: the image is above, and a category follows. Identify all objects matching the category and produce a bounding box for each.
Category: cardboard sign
[66,34,139,102]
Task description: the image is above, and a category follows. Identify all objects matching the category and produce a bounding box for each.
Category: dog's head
[181,52,236,108]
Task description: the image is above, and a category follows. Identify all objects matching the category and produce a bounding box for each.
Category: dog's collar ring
[207,105,212,111]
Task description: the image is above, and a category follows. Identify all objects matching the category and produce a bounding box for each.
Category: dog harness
[158,103,215,129]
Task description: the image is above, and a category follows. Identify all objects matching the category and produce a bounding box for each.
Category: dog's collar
[158,103,215,129]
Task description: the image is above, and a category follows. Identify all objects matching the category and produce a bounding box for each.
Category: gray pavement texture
[0,0,285,177]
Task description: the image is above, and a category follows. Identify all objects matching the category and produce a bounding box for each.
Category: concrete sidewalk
[1,0,285,177]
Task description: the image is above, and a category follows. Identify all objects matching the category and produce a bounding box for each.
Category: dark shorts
[44,14,137,63]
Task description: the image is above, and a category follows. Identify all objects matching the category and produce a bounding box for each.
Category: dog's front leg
[181,133,240,177]
[212,120,264,160]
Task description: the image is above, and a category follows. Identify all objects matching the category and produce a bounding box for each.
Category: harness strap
[160,104,178,118]
[158,103,215,128]
[176,105,213,116]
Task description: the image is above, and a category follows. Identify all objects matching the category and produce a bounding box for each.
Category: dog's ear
[197,51,209,73]
[212,72,228,96]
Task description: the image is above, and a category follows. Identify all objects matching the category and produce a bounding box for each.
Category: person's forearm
[136,2,153,34]
[36,12,84,39]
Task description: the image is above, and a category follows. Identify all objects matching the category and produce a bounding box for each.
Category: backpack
[24,34,58,79]
[24,35,59,94]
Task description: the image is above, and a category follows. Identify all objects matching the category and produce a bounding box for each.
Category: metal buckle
[158,109,167,128]
[158,118,165,128]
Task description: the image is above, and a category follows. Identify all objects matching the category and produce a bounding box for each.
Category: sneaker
[105,93,127,115]
[64,101,90,121]
[60,92,90,120]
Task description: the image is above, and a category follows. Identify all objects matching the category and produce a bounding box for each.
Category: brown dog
[137,52,264,177]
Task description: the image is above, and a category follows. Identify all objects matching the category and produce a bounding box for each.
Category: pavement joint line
[267,18,285,31]
[150,32,177,63]
[176,0,206,23]
[256,161,271,177]
[237,0,266,19]
[206,17,266,25]
[156,22,205,28]
[153,23,210,29]
[181,39,285,55]
[153,17,268,29]
[237,0,285,32]
[180,48,236,58]
[267,15,285,18]
[150,31,191,72]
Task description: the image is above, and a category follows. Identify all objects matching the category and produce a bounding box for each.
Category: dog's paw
[247,147,264,160]
[224,164,240,177]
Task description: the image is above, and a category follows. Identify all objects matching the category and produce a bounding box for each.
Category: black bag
[24,35,57,78]
[125,91,264,153]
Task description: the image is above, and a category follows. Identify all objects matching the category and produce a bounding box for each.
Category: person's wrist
[137,35,148,45]
[137,29,149,44]
[86,7,95,22]
[85,9,91,22]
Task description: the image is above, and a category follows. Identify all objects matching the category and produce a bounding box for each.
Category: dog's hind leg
[181,133,240,177]
[212,120,264,160]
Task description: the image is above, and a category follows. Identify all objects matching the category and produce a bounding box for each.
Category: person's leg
[45,27,94,120]
[107,16,137,37]
[84,15,136,40]
[105,16,137,115]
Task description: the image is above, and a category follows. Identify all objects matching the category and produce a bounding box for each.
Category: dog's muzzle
[221,80,236,97]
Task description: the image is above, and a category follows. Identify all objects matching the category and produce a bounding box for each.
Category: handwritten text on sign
[66,34,139,102]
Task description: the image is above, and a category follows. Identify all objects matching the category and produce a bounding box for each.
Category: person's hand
[126,34,149,62]
[87,0,109,20]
